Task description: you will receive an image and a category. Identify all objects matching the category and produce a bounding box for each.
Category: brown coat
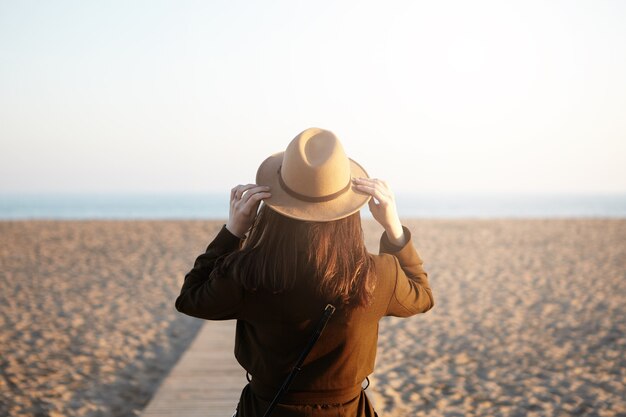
[175,224,434,416]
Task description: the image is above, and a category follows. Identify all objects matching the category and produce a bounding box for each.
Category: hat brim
[256,152,371,222]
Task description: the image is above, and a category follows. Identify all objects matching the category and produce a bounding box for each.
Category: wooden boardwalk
[141,320,246,417]
[141,320,383,417]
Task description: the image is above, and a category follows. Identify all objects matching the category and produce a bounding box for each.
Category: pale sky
[1,0,625,195]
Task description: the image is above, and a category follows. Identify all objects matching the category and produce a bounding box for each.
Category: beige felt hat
[256,127,371,222]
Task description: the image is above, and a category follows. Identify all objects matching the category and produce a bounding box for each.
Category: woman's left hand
[225,184,271,238]
[353,177,406,247]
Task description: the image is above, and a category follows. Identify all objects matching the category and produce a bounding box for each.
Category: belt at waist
[249,378,362,405]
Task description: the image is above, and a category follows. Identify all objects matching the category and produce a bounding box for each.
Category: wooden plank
[141,321,246,417]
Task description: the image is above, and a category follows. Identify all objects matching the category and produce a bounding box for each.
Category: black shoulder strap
[262,304,336,417]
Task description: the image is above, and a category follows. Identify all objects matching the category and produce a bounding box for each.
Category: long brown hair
[220,204,375,307]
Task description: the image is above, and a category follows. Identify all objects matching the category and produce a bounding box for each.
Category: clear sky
[1,0,625,195]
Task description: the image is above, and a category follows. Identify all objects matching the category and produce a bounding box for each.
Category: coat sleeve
[380,226,434,317]
[174,224,245,320]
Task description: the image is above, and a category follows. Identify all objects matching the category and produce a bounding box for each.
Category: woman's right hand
[353,177,406,247]
[225,184,271,238]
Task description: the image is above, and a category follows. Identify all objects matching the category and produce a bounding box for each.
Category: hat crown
[281,128,352,199]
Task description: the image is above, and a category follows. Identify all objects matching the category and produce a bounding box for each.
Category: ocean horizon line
[1,192,625,220]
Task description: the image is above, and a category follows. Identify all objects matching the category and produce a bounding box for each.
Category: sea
[1,193,625,219]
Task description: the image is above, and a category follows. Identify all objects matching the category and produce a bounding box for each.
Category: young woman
[175,128,434,417]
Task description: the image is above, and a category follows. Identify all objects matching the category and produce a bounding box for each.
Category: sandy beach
[1,219,625,417]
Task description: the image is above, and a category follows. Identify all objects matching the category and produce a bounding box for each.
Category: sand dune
[1,219,625,417]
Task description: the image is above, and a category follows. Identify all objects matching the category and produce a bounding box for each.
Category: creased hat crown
[281,128,352,200]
